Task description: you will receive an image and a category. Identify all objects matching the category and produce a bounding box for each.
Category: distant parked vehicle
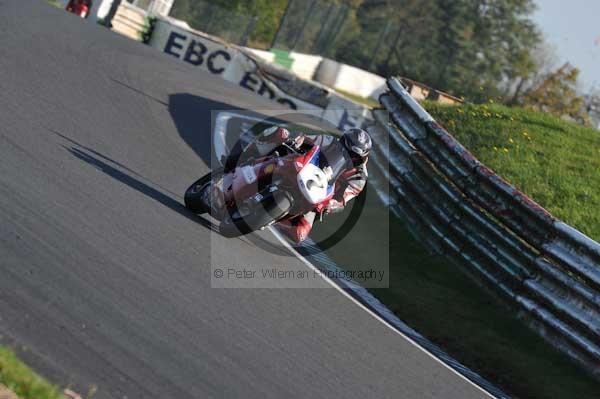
[66,0,92,18]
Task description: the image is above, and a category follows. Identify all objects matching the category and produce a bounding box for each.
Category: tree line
[171,0,597,126]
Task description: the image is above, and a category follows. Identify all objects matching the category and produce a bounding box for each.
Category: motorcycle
[66,0,91,19]
[184,136,337,238]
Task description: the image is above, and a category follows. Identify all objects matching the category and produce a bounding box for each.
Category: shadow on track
[64,144,219,233]
[168,93,234,167]
[52,128,294,256]
[66,144,293,256]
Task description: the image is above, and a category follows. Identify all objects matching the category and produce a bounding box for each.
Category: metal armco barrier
[369,77,600,377]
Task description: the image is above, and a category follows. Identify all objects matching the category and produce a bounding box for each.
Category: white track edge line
[269,227,496,399]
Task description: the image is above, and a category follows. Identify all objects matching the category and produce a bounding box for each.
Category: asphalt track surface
[0,2,488,398]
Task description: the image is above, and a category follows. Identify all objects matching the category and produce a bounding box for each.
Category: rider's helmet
[259,125,290,143]
[340,128,372,164]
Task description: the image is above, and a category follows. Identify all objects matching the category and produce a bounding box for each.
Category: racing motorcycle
[184,136,337,238]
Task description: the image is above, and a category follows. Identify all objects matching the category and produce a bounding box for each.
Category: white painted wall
[330,63,386,99]
[245,49,321,81]
[243,48,275,63]
[94,0,172,20]
[251,51,386,100]
[149,0,174,15]
[88,0,106,20]
[96,0,114,20]
[288,52,322,81]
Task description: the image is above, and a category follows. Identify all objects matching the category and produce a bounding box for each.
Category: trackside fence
[368,77,600,377]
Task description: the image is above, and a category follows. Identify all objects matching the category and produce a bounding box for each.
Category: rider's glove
[285,134,304,150]
[323,166,333,182]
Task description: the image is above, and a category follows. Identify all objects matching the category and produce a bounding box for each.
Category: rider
[224,126,372,243]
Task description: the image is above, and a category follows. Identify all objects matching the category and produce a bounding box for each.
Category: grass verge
[0,347,64,399]
[424,101,600,241]
[311,105,600,398]
[44,0,63,9]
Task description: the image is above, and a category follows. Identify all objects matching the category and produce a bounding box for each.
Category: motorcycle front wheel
[219,191,293,238]
[184,169,223,214]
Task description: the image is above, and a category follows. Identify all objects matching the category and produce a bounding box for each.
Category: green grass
[44,0,63,9]
[424,101,600,241]
[314,192,600,399]
[311,104,600,398]
[0,347,65,399]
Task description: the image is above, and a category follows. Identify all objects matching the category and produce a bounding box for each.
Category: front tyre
[184,169,223,214]
[219,191,293,238]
